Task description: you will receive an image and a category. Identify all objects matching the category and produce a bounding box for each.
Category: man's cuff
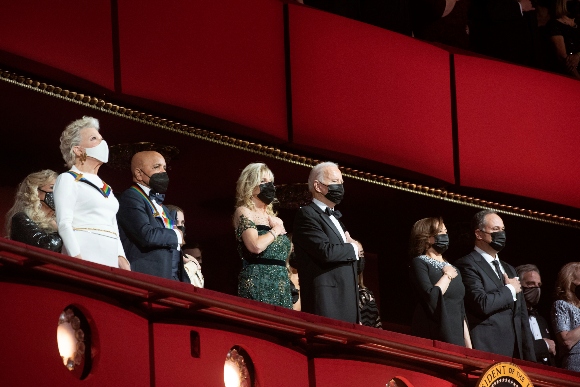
[350,243,359,260]
[506,284,517,301]
[543,338,550,350]
[173,229,182,250]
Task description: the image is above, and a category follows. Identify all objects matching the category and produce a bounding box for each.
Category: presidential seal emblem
[477,362,534,387]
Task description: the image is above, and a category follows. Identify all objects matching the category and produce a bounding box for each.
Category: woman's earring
[80,152,87,165]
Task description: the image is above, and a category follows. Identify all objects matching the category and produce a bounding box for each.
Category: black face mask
[142,171,170,194]
[257,182,276,205]
[432,234,449,254]
[575,284,580,300]
[523,286,541,307]
[481,230,506,252]
[176,225,186,238]
[39,189,55,211]
[320,182,345,205]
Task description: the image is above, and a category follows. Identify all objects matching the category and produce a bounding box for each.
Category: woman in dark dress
[409,217,472,347]
[5,170,63,252]
[547,0,580,78]
[233,163,292,308]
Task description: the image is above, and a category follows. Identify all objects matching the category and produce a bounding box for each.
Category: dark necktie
[325,207,342,219]
[149,192,166,204]
[491,259,503,280]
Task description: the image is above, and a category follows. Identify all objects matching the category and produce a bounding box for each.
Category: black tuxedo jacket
[117,187,180,280]
[293,202,359,323]
[531,312,556,366]
[455,250,536,361]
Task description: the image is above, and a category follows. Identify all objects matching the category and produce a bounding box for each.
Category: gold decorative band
[74,227,118,237]
[2,68,578,229]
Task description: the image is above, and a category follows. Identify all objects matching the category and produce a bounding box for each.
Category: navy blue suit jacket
[117,186,180,280]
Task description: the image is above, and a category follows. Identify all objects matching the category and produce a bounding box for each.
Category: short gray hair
[516,264,540,278]
[308,161,338,192]
[59,116,100,168]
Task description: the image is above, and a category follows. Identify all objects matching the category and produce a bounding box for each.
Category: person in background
[165,204,189,283]
[552,262,580,371]
[516,264,557,366]
[411,0,470,49]
[287,238,301,311]
[358,244,383,329]
[54,116,129,270]
[233,163,292,308]
[117,151,183,279]
[409,217,470,346]
[546,0,580,78]
[5,170,62,252]
[455,210,535,360]
[183,242,204,287]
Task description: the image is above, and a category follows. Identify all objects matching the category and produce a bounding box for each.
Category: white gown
[54,166,125,268]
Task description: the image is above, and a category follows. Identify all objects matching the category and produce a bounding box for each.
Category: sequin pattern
[552,299,580,371]
[236,215,292,308]
[417,255,454,270]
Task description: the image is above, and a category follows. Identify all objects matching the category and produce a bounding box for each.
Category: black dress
[10,212,63,252]
[409,255,466,346]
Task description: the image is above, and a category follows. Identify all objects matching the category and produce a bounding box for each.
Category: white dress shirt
[312,198,358,260]
[474,246,516,301]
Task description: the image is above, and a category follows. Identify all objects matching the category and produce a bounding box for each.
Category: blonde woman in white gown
[54,116,129,270]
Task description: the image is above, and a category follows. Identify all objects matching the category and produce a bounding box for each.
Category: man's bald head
[131,151,167,186]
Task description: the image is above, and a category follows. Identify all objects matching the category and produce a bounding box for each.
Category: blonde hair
[235,163,276,215]
[555,262,580,307]
[5,170,58,237]
[59,116,100,168]
[554,0,568,18]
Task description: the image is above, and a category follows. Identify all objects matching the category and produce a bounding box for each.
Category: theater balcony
[2,0,580,385]
[1,238,579,386]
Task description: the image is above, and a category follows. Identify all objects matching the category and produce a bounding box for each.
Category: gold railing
[2,68,579,229]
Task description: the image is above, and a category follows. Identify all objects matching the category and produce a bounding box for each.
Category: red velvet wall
[118,0,289,140]
[313,358,455,386]
[3,0,580,209]
[153,323,309,386]
[0,282,150,386]
[455,55,580,208]
[289,4,455,183]
[0,0,114,90]
[0,278,456,387]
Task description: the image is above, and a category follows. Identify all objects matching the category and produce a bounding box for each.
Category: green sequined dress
[236,215,292,308]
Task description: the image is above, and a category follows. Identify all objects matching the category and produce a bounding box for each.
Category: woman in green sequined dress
[233,163,293,308]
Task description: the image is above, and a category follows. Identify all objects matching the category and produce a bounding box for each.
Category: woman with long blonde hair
[5,170,62,252]
[233,162,292,308]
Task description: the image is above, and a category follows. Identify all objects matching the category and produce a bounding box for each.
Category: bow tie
[528,307,539,317]
[149,192,166,204]
[325,207,342,219]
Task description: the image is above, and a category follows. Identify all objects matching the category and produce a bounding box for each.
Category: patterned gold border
[2,68,579,229]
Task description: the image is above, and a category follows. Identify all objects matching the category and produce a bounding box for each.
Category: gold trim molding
[2,68,579,229]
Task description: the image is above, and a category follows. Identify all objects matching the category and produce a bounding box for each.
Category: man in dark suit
[516,264,557,366]
[469,0,537,65]
[117,151,184,280]
[455,210,535,361]
[293,162,362,323]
